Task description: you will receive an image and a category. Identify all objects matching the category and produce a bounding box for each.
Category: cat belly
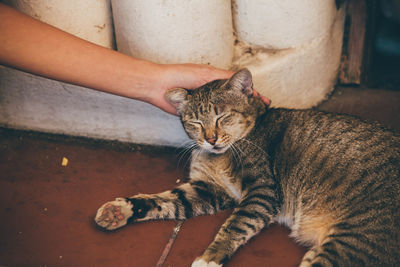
[276,209,336,247]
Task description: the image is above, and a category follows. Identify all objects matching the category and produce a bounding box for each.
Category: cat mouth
[199,140,229,154]
[209,145,229,154]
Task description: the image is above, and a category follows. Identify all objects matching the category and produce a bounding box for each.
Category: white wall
[0,0,345,146]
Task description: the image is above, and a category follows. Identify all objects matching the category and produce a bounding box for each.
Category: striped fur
[95,69,400,267]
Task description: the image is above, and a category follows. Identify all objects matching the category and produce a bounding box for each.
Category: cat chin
[203,146,229,154]
[200,141,230,154]
[210,147,229,154]
[198,147,229,155]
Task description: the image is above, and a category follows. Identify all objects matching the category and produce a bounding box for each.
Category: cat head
[165,69,267,154]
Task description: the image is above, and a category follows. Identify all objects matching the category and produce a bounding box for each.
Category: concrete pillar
[3,0,114,48]
[0,0,346,146]
[111,0,234,68]
[233,0,337,49]
[233,0,345,108]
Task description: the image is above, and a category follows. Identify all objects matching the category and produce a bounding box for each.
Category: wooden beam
[338,0,378,85]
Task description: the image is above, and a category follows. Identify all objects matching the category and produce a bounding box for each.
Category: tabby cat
[95,69,400,266]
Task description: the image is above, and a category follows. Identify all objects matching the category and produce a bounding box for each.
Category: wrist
[111,57,164,101]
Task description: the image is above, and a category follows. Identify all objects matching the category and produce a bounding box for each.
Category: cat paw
[94,197,133,230]
[191,259,222,267]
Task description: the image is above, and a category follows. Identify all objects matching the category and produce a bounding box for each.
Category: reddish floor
[0,130,306,267]
[1,86,399,267]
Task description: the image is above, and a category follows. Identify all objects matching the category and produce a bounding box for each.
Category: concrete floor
[0,85,399,267]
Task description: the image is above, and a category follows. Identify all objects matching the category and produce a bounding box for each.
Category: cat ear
[227,68,253,96]
[165,88,188,114]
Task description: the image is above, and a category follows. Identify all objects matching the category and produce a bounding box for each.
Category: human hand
[252,89,271,107]
[147,64,270,115]
[146,64,234,115]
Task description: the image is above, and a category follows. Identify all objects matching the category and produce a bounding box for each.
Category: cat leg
[191,206,273,266]
[298,232,385,267]
[192,183,279,266]
[95,180,234,230]
[298,246,319,267]
[299,242,346,267]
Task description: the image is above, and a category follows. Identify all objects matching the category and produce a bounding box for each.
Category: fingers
[209,67,234,80]
[155,97,179,116]
[260,95,271,106]
[253,89,271,106]
[158,63,270,114]
[177,64,233,89]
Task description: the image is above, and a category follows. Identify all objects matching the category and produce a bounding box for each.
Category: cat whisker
[230,143,245,177]
[176,139,195,150]
[176,140,198,169]
[180,147,197,170]
[191,147,204,164]
[175,140,196,158]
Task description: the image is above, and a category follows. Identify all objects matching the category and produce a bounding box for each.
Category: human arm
[0,3,233,114]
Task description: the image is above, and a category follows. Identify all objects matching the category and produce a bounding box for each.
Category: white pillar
[233,0,337,49]
[4,0,114,48]
[0,1,346,146]
[233,0,345,108]
[111,0,234,68]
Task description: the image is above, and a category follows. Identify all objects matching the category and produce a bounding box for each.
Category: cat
[95,69,400,267]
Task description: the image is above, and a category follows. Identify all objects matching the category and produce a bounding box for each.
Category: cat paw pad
[95,197,133,230]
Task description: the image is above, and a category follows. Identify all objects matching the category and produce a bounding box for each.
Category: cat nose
[206,136,217,145]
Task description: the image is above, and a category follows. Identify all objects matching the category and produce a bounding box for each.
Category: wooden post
[338,0,378,85]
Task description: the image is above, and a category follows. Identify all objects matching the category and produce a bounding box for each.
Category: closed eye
[216,113,232,125]
[188,120,204,127]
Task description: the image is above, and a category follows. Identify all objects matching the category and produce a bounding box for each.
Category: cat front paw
[95,197,133,230]
[191,259,222,267]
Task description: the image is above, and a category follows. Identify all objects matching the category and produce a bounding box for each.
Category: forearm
[0,4,234,114]
[0,3,162,101]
